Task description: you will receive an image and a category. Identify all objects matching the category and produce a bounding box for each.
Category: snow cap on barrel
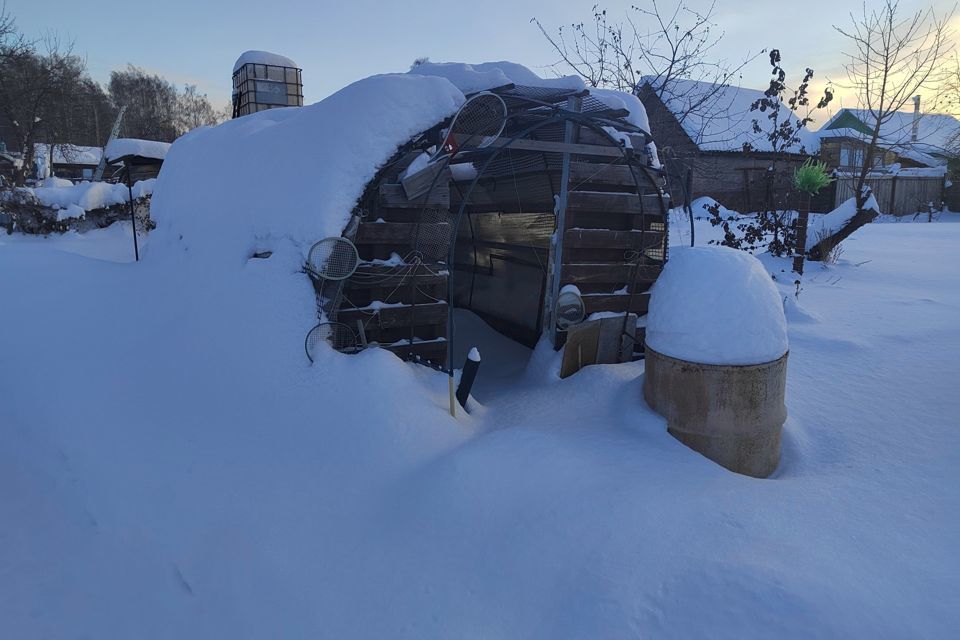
[645,246,788,366]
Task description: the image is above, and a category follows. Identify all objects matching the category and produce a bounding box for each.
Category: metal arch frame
[434,99,670,400]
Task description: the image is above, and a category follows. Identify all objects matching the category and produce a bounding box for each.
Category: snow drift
[150,73,464,266]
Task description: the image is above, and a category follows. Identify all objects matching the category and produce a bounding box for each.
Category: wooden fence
[834,174,946,216]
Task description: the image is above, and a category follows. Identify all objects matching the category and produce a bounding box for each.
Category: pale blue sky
[7,0,957,119]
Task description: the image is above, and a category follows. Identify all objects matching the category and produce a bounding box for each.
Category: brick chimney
[911,95,921,142]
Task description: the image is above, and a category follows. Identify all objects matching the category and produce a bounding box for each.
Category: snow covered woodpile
[0,177,155,234]
[643,246,788,477]
[152,62,668,369]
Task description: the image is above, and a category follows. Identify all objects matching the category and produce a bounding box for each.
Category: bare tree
[0,29,89,184]
[533,1,757,135]
[109,67,225,141]
[176,84,223,134]
[943,53,960,153]
[835,0,953,209]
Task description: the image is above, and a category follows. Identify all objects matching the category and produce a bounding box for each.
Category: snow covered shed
[105,138,171,182]
[153,63,669,371]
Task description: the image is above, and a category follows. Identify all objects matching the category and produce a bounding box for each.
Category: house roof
[105,138,171,163]
[815,123,946,167]
[33,143,102,166]
[642,77,820,154]
[820,108,960,157]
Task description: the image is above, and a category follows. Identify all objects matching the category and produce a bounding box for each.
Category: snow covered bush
[707,51,832,258]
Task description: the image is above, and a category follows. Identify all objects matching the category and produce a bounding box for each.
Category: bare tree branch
[834,0,954,208]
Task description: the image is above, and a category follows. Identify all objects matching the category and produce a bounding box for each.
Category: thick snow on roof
[151,73,464,266]
[648,78,820,153]
[409,61,584,94]
[646,245,788,365]
[410,61,650,134]
[34,143,102,165]
[105,138,171,162]
[233,50,299,73]
[822,108,960,154]
[814,125,946,167]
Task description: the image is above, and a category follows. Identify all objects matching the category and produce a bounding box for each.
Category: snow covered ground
[1,210,957,637]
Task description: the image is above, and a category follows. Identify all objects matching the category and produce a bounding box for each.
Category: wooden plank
[564,229,664,250]
[566,211,668,232]
[450,175,556,214]
[380,181,450,209]
[568,162,639,188]
[400,162,450,201]
[355,222,449,245]
[582,293,650,315]
[453,134,628,158]
[596,314,636,364]
[567,191,667,215]
[337,302,447,330]
[560,321,601,379]
[346,263,448,289]
[561,263,661,285]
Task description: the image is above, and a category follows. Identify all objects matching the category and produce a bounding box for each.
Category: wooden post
[792,193,810,276]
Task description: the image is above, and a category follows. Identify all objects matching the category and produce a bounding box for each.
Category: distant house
[811,104,959,215]
[816,105,960,173]
[33,144,102,181]
[638,79,818,212]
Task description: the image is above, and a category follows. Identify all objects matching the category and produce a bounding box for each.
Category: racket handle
[448,376,456,418]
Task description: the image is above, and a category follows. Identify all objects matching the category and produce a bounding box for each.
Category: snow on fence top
[105,139,171,163]
[150,73,464,265]
[233,50,299,73]
[645,246,788,366]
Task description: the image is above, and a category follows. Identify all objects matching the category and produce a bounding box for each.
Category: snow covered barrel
[643,246,788,478]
